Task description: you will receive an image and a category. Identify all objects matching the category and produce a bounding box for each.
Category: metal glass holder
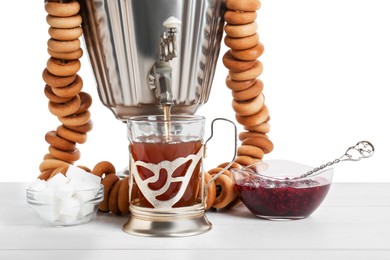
[123,118,237,237]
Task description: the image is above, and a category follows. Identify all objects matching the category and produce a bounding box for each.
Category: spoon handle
[299,141,375,179]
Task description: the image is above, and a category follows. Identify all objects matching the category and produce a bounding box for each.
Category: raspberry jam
[234,176,331,219]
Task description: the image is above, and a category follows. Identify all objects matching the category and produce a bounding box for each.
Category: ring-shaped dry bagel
[204,172,217,210]
[231,42,264,61]
[51,75,83,98]
[46,14,82,29]
[244,122,271,133]
[42,69,76,88]
[47,38,80,53]
[226,0,261,11]
[208,167,232,178]
[237,145,264,159]
[100,174,120,212]
[58,110,91,126]
[47,48,83,60]
[108,179,122,215]
[56,125,87,144]
[45,1,80,17]
[65,120,93,133]
[225,22,258,38]
[39,158,70,173]
[235,105,269,127]
[235,155,261,166]
[92,161,116,178]
[44,85,73,103]
[47,58,81,77]
[232,79,264,101]
[38,169,54,181]
[241,136,274,154]
[48,146,81,163]
[212,174,236,209]
[43,153,55,160]
[48,27,83,41]
[224,33,259,51]
[226,77,256,92]
[238,131,269,141]
[45,130,76,151]
[118,177,130,215]
[48,95,81,117]
[224,10,257,25]
[217,161,241,170]
[232,93,264,116]
[229,60,263,81]
[223,51,257,73]
[74,92,92,114]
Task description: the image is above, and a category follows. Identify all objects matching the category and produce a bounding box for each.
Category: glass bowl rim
[26,183,104,194]
[231,159,334,182]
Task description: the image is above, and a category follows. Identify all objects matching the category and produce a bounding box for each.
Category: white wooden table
[1,182,389,260]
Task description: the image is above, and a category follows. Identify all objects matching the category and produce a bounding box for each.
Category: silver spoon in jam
[298,141,375,179]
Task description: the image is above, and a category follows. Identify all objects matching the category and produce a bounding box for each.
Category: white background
[1,0,388,182]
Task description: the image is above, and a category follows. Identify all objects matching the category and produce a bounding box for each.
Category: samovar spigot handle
[149,16,181,106]
[161,16,181,61]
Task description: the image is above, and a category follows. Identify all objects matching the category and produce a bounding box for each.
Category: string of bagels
[39,0,273,214]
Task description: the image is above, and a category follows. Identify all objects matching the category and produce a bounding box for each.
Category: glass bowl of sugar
[26,166,104,226]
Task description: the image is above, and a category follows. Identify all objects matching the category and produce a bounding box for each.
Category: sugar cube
[34,190,56,204]
[83,171,101,184]
[29,179,47,191]
[59,197,81,217]
[33,205,60,223]
[74,181,100,202]
[46,174,68,189]
[55,183,75,201]
[66,165,87,181]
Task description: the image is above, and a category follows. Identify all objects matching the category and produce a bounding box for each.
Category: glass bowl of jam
[232,159,333,220]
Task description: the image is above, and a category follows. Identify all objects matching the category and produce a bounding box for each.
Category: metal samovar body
[80,0,225,120]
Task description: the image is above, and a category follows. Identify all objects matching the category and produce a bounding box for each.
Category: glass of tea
[123,115,211,236]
